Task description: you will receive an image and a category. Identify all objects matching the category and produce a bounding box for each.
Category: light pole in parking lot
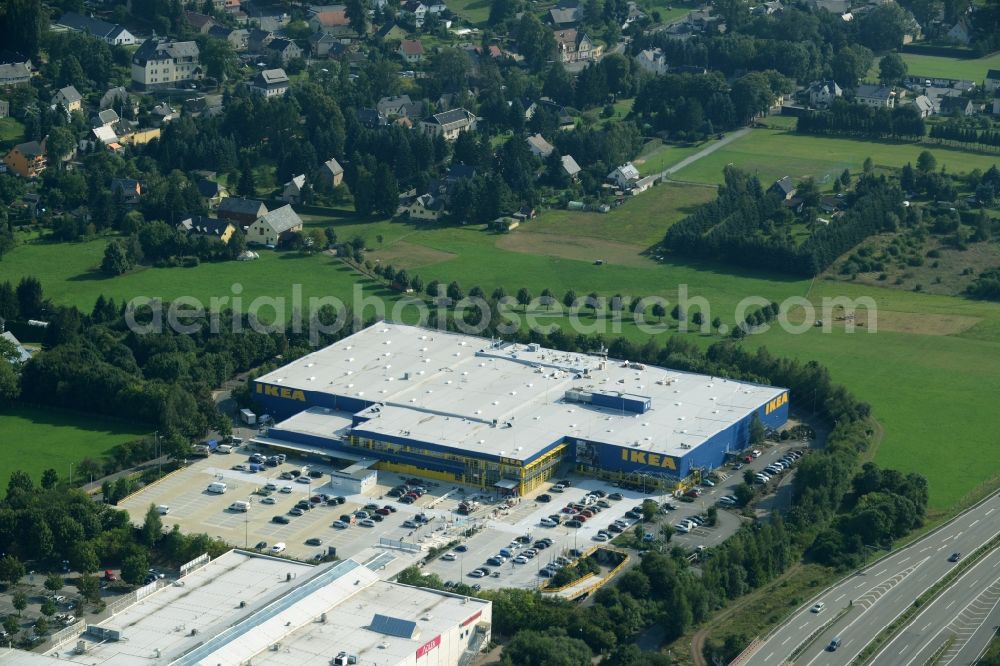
[244,497,253,549]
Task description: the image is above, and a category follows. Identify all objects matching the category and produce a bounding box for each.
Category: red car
[579,510,594,518]
[562,506,576,514]
[574,514,588,522]
[375,508,391,516]
[383,505,397,513]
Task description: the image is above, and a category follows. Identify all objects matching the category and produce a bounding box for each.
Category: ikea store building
[250,323,789,495]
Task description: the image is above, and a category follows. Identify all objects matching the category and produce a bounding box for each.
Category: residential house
[267,39,304,66]
[375,23,407,42]
[807,80,842,108]
[208,25,249,51]
[421,108,476,140]
[92,125,119,145]
[248,29,275,52]
[445,164,476,185]
[405,193,445,220]
[1,331,31,364]
[809,0,850,12]
[195,178,228,208]
[111,178,142,204]
[151,102,179,124]
[131,40,202,91]
[281,174,307,203]
[549,4,583,27]
[358,108,388,128]
[316,158,344,189]
[178,215,236,243]
[247,204,304,245]
[985,69,1000,93]
[398,40,424,63]
[553,29,602,63]
[0,63,31,87]
[854,84,895,108]
[532,98,575,129]
[607,162,640,189]
[561,155,581,180]
[312,33,347,57]
[912,94,935,118]
[751,0,783,15]
[635,48,668,76]
[769,176,796,200]
[309,5,350,32]
[249,68,290,97]
[55,12,137,45]
[938,96,974,116]
[377,94,423,118]
[946,17,971,45]
[219,197,268,227]
[92,108,120,129]
[3,140,46,178]
[623,1,645,28]
[526,133,555,158]
[183,11,215,33]
[52,85,83,113]
[401,0,428,27]
[100,86,133,112]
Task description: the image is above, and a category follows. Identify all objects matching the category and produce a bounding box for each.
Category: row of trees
[797,100,926,141]
[928,122,1000,150]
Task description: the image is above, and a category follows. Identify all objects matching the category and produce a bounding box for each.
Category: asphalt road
[869,547,1000,666]
[743,491,1000,666]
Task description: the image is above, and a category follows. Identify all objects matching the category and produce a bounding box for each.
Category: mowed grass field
[0,404,148,486]
[3,130,1000,510]
[670,128,1000,187]
[899,52,1000,82]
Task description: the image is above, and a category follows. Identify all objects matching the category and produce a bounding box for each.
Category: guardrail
[852,532,1000,664]
[742,490,1000,661]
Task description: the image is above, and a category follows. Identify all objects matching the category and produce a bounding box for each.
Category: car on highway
[827,637,842,652]
[810,602,825,613]
[948,552,961,562]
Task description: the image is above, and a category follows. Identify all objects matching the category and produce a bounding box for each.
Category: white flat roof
[261,323,785,463]
[41,550,488,666]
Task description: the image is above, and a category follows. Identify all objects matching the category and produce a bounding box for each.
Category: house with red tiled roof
[397,39,424,63]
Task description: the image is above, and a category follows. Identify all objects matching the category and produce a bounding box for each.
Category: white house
[55,12,137,45]
[525,133,555,158]
[912,94,935,118]
[405,193,445,220]
[52,85,83,113]
[281,174,307,203]
[607,162,640,189]
[635,48,668,76]
[247,204,304,246]
[808,80,842,108]
[249,68,289,97]
[855,84,895,109]
[421,108,476,141]
[1,331,32,364]
[985,69,1000,93]
[561,155,581,179]
[131,39,202,91]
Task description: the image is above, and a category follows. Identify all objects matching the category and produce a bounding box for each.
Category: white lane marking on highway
[782,637,792,646]
[987,508,995,516]
[970,520,979,527]
[899,644,909,654]
[857,581,868,589]
[939,545,948,551]
[799,622,809,630]
[836,594,845,602]
[921,622,932,632]
[899,556,910,564]
[946,600,956,610]
[920,546,930,553]
[876,568,887,576]
[765,652,774,661]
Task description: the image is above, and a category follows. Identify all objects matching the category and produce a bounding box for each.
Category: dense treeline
[797,100,926,141]
[928,121,1000,150]
[966,267,1000,301]
[662,166,904,276]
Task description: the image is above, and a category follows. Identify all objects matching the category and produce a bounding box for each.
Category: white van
[216,444,232,454]
[207,482,227,494]
[229,501,250,512]
[156,505,170,515]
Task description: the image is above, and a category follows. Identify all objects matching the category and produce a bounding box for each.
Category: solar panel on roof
[370,613,418,639]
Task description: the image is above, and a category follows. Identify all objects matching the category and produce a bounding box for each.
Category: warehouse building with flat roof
[22,550,491,666]
[250,323,789,494]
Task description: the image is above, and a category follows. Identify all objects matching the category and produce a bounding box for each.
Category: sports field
[898,52,1000,82]
[669,129,1000,187]
[0,404,148,486]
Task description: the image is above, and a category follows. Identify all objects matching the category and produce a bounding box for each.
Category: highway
[869,547,1000,666]
[743,492,1000,666]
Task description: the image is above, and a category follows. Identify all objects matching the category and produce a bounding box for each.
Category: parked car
[441,553,457,561]
[305,537,323,546]
[332,520,349,529]
[536,494,551,503]
[289,508,304,516]
[280,485,293,493]
[270,542,286,553]
[359,518,376,527]
[261,497,277,505]
[272,515,290,524]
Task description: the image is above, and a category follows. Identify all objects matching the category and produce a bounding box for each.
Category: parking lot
[119,437,809,588]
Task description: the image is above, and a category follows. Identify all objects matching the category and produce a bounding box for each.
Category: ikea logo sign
[620,449,677,470]
[256,383,306,402]
[765,392,788,415]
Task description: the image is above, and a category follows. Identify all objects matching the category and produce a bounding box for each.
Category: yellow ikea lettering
[648,454,661,467]
[620,449,676,470]
[765,392,789,415]
[255,384,305,401]
[630,451,646,464]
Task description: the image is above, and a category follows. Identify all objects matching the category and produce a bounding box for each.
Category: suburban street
[743,492,1000,666]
